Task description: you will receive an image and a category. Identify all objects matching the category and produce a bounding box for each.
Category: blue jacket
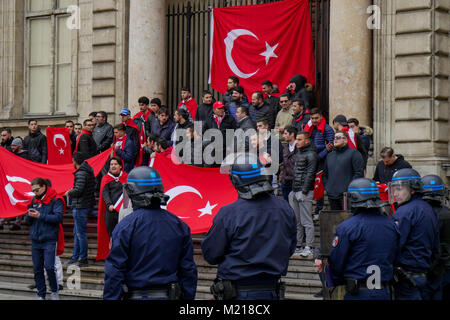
[151,119,176,144]
[329,209,400,283]
[201,194,297,281]
[310,124,335,161]
[103,206,198,300]
[226,100,251,122]
[115,137,137,173]
[25,194,63,243]
[393,195,440,273]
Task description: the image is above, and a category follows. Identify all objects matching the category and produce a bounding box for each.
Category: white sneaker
[50,292,60,300]
[294,247,303,256]
[37,296,45,300]
[300,247,313,257]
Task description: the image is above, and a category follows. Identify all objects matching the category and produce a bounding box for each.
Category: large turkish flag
[152,154,238,234]
[47,127,73,165]
[210,0,315,96]
[0,147,113,219]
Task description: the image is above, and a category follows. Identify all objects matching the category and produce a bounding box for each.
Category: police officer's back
[389,168,440,300]
[329,178,400,300]
[421,175,450,300]
[103,167,198,300]
[201,154,297,300]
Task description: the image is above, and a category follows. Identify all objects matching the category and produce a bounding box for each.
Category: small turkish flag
[46,127,73,165]
[152,154,238,234]
[210,0,315,96]
[314,170,324,200]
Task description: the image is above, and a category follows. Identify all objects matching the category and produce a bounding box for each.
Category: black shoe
[314,290,323,298]
[77,259,89,268]
[58,284,64,291]
[10,224,21,231]
[28,284,37,290]
[66,258,78,266]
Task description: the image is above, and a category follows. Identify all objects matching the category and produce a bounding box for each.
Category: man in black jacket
[285,74,314,110]
[195,90,215,125]
[235,106,255,132]
[291,99,310,132]
[323,131,365,210]
[249,91,274,128]
[65,121,77,154]
[75,119,97,159]
[289,131,318,257]
[65,152,96,268]
[23,119,47,163]
[93,111,114,154]
[262,80,280,127]
[373,147,412,184]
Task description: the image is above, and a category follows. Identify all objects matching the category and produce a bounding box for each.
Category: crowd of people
[0,73,448,301]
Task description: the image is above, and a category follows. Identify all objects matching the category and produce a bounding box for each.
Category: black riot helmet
[422,174,447,203]
[390,168,423,192]
[347,178,385,209]
[227,153,273,200]
[123,167,169,208]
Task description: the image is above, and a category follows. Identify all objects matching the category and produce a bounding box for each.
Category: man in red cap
[204,101,237,165]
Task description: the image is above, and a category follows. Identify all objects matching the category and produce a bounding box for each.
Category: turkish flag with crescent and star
[151,154,238,234]
[46,127,73,165]
[209,0,315,95]
[0,147,112,219]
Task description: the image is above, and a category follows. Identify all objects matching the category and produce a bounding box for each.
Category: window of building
[25,0,76,115]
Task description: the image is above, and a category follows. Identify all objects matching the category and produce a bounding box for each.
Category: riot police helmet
[123,166,169,207]
[228,153,273,200]
[347,178,385,209]
[422,174,447,203]
[389,168,423,205]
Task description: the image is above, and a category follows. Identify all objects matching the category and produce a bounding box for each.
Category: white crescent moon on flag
[53,134,67,148]
[162,186,204,219]
[224,29,260,79]
[5,176,34,205]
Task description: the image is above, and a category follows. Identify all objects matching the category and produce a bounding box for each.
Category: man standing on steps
[202,154,296,300]
[65,152,96,268]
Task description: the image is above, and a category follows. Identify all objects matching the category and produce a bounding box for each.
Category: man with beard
[226,86,251,122]
[1,128,14,152]
[249,92,273,128]
[195,90,215,124]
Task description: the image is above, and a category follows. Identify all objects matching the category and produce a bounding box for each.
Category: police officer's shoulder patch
[332,236,339,247]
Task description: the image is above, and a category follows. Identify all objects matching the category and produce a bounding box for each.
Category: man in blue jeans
[65,152,96,267]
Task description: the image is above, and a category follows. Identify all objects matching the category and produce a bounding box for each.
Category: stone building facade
[0,0,449,182]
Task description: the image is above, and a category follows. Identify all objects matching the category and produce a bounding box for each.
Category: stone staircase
[0,210,322,300]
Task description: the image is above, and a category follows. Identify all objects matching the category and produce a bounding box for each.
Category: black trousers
[329,197,344,211]
[104,209,119,237]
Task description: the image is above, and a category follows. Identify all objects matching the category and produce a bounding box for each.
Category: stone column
[128,0,167,113]
[328,0,372,127]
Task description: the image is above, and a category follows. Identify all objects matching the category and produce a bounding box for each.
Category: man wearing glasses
[275,94,294,144]
[323,131,365,210]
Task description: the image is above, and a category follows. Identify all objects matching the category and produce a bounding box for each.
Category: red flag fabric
[377,183,389,202]
[314,171,324,200]
[177,98,198,120]
[0,147,113,219]
[46,127,73,165]
[151,154,238,234]
[97,171,128,261]
[210,0,315,96]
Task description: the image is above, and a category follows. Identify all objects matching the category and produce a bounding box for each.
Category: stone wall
[374,0,450,182]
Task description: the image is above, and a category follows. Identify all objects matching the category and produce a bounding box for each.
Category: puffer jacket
[292,142,318,193]
[25,189,63,243]
[281,144,297,184]
[68,162,96,209]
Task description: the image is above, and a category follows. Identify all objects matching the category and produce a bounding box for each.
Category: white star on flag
[59,148,65,155]
[198,201,218,218]
[260,42,279,65]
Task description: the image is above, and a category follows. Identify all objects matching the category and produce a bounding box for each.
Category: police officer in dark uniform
[421,174,450,300]
[103,167,198,300]
[201,153,297,300]
[328,178,400,300]
[389,168,440,300]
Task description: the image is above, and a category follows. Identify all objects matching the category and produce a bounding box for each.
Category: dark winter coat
[281,143,297,184]
[292,143,318,193]
[68,162,96,209]
[151,119,176,143]
[115,137,137,173]
[285,75,315,110]
[323,145,365,199]
[249,102,273,128]
[23,130,47,163]
[93,122,114,153]
[77,132,98,159]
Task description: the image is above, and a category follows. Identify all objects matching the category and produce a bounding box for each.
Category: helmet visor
[388,180,412,205]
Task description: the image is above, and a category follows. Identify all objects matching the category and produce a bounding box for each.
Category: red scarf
[96,171,128,261]
[295,109,311,123]
[122,119,144,166]
[34,187,66,256]
[341,126,357,150]
[123,118,140,132]
[214,115,224,128]
[177,97,198,120]
[74,129,92,153]
[304,116,326,136]
[132,110,152,122]
[113,135,127,157]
